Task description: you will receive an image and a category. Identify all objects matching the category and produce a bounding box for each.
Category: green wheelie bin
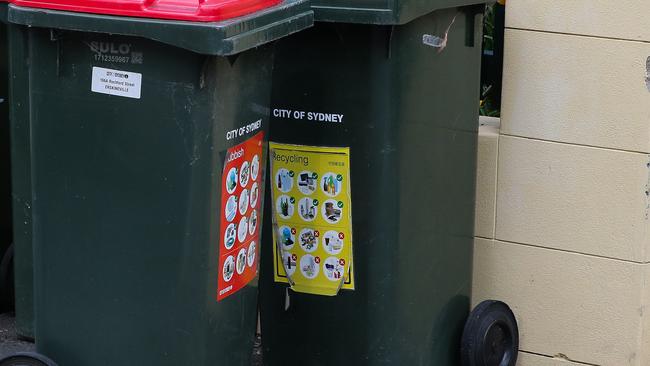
[2,0,312,364]
[0,0,13,314]
[5,0,35,338]
[259,0,519,365]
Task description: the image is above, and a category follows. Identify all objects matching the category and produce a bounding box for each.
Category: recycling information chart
[217,131,264,301]
[270,143,354,296]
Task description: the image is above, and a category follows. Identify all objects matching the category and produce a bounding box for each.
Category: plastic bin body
[6,1,312,364]
[260,5,484,366]
[0,2,13,314]
[0,5,8,258]
[7,15,35,338]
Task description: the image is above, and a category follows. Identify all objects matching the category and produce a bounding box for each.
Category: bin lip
[7,0,313,55]
[311,0,487,25]
[10,0,282,22]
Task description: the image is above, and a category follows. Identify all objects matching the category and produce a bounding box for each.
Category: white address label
[91,66,142,99]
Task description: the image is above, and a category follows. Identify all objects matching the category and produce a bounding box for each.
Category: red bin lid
[10,0,282,21]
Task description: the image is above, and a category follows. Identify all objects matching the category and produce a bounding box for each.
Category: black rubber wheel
[0,352,58,366]
[461,300,519,366]
[0,243,14,312]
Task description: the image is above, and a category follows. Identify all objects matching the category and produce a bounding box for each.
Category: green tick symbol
[290,197,295,204]
[312,172,319,179]
[336,174,343,181]
[337,201,343,208]
[313,199,319,206]
[288,170,295,177]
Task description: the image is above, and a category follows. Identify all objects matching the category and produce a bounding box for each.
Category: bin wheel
[0,243,14,312]
[0,352,58,366]
[460,300,519,366]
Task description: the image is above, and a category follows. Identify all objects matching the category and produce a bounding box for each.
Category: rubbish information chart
[270,142,354,296]
[217,131,264,301]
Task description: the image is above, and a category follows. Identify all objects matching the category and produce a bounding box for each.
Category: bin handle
[462,4,486,48]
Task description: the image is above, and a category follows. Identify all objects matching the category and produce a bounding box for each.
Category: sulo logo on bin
[89,41,132,55]
[87,41,144,65]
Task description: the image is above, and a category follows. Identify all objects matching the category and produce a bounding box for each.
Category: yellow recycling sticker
[270,142,355,296]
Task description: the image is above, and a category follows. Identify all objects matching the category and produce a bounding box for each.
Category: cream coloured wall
[472,2,650,364]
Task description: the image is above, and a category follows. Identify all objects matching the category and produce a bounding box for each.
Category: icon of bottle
[281,198,289,217]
